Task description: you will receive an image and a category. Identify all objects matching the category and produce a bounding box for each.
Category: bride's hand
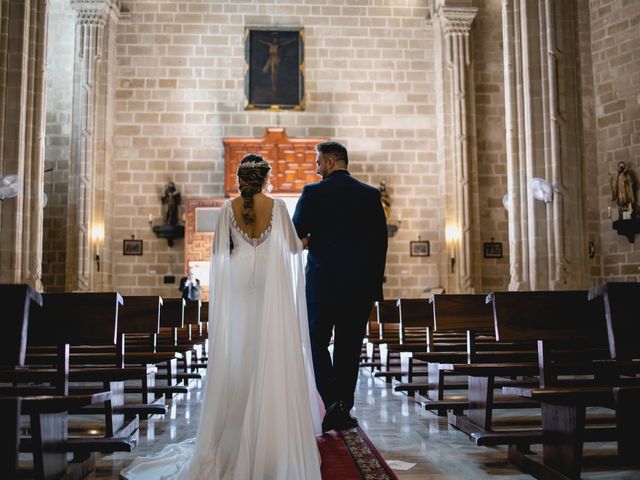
[301,237,310,248]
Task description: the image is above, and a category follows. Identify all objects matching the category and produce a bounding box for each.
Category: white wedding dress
[121,198,322,480]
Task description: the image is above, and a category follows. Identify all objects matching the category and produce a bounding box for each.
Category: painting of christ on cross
[245,27,305,110]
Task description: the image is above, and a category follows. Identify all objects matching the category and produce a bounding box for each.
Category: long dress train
[120,198,322,480]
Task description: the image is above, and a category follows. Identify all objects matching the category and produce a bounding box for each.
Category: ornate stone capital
[70,0,120,26]
[437,7,478,36]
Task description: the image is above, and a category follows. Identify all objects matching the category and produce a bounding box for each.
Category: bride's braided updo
[237,153,271,225]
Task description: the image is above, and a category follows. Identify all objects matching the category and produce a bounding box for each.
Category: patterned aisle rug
[318,426,398,480]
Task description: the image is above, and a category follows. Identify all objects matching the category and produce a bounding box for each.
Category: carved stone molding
[66,0,119,291]
[438,7,478,36]
[70,0,119,26]
[0,0,49,289]
[434,5,479,293]
[501,0,587,290]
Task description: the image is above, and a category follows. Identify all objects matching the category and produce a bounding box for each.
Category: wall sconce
[92,224,105,272]
[0,174,20,201]
[445,224,461,274]
[530,177,554,203]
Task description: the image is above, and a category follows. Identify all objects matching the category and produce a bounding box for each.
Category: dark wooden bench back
[397,298,432,344]
[376,300,399,324]
[588,282,640,361]
[365,304,378,337]
[0,284,42,367]
[120,296,162,334]
[375,299,400,339]
[397,298,433,328]
[160,298,185,328]
[28,293,122,346]
[184,300,201,325]
[431,294,493,333]
[489,290,607,344]
[200,301,209,324]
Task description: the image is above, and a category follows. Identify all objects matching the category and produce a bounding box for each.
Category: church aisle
[94,369,636,479]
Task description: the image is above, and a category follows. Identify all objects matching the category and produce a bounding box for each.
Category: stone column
[0,0,49,289]
[502,0,587,290]
[434,2,480,293]
[67,0,119,291]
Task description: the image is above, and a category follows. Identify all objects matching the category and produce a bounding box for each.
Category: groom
[293,141,388,432]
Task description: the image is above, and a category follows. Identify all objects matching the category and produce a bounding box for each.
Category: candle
[148,213,153,224]
[608,206,611,219]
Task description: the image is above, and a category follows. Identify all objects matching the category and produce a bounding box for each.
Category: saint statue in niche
[379,180,391,220]
[162,181,181,225]
[609,161,635,218]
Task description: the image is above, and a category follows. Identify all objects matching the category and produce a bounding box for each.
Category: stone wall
[43,0,74,292]
[39,0,638,295]
[578,0,602,284]
[111,0,444,298]
[589,0,640,280]
[472,0,509,292]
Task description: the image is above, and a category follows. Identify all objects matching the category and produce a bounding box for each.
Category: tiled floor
[88,369,639,479]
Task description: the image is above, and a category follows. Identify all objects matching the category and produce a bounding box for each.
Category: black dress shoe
[323,401,359,432]
[321,401,341,433]
[335,410,358,430]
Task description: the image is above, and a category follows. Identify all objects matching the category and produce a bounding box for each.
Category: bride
[121,154,323,479]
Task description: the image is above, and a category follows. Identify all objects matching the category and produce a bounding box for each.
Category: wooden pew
[393,294,537,414]
[444,290,611,437]
[153,298,201,383]
[117,296,180,407]
[118,295,187,399]
[0,285,110,479]
[25,294,170,417]
[364,299,399,368]
[360,306,379,368]
[497,283,640,479]
[24,293,139,453]
[383,298,433,390]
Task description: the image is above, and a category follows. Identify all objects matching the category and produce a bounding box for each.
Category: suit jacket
[293,170,388,304]
[179,277,201,301]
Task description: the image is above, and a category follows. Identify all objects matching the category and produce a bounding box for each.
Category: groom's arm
[292,186,311,239]
[371,190,388,300]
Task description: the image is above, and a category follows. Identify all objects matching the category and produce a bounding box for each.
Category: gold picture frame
[244,27,305,111]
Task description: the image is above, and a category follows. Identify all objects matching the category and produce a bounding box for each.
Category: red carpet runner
[318,427,398,480]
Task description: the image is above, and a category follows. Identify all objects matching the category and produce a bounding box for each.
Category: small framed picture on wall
[123,239,143,256]
[483,240,503,259]
[410,240,430,257]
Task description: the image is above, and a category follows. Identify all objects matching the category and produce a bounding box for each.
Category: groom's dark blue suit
[293,170,387,411]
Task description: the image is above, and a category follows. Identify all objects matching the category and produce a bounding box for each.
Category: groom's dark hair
[317,141,348,166]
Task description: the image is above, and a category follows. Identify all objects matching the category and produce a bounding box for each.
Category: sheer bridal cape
[121,199,322,480]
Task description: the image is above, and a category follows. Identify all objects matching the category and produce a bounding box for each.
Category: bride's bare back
[231,193,275,239]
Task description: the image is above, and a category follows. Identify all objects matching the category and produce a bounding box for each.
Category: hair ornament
[238,160,270,169]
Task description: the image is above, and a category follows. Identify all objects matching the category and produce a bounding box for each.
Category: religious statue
[609,161,635,218]
[379,180,391,220]
[162,181,181,225]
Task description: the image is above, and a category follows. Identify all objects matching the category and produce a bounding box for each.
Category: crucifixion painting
[245,28,304,110]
